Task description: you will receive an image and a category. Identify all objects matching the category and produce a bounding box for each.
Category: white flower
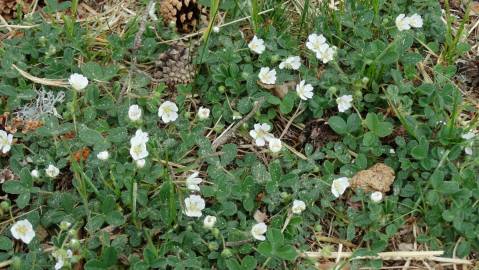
[128,105,142,122]
[31,169,39,178]
[232,111,242,120]
[158,101,179,123]
[54,258,64,270]
[251,222,267,241]
[465,147,473,155]
[0,130,13,154]
[336,95,353,112]
[268,138,282,153]
[60,221,71,230]
[184,195,205,217]
[306,33,327,53]
[97,151,109,161]
[296,80,314,100]
[130,129,149,145]
[130,142,148,161]
[68,73,89,91]
[203,215,217,229]
[45,164,60,178]
[249,123,274,147]
[135,159,146,168]
[292,200,306,214]
[408,13,423,28]
[395,14,411,31]
[316,45,336,63]
[279,56,301,70]
[248,36,265,54]
[258,67,276,85]
[10,219,35,244]
[331,177,350,198]
[197,107,210,120]
[186,171,203,191]
[389,149,395,154]
[213,26,220,33]
[461,132,476,140]
[148,2,158,21]
[370,191,383,202]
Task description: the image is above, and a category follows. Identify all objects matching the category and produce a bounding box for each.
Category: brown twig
[212,98,265,150]
[117,0,155,104]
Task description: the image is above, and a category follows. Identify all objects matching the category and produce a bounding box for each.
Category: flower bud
[11,256,22,270]
[271,54,280,63]
[60,221,72,230]
[212,228,220,238]
[208,242,219,251]
[218,85,225,93]
[221,248,233,258]
[0,201,10,210]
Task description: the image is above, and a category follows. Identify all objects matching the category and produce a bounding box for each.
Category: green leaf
[279,92,296,114]
[411,141,429,160]
[266,228,284,248]
[221,144,237,166]
[79,125,105,145]
[2,181,26,194]
[101,247,118,267]
[257,242,273,257]
[346,114,361,133]
[15,193,31,210]
[365,113,393,137]
[241,256,257,270]
[328,116,347,135]
[275,245,298,261]
[0,236,13,251]
[106,211,125,226]
[251,162,271,184]
[226,259,242,270]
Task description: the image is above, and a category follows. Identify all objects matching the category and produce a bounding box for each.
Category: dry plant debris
[350,163,395,193]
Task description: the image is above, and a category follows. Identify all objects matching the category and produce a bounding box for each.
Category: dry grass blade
[12,64,69,88]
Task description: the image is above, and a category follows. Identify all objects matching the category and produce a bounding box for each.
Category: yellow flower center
[16,225,28,236]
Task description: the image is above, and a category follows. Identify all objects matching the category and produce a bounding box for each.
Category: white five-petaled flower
[203,215,217,229]
[130,129,149,145]
[68,73,89,92]
[197,107,210,120]
[336,95,353,112]
[395,14,411,31]
[292,200,306,214]
[184,195,205,217]
[306,33,327,53]
[158,101,179,123]
[0,130,13,154]
[135,159,146,168]
[279,56,301,70]
[258,67,276,85]
[128,105,142,122]
[331,177,350,198]
[251,222,267,241]
[248,36,265,54]
[268,138,282,153]
[213,26,220,33]
[31,169,40,178]
[316,45,336,63]
[186,171,203,191]
[370,191,383,202]
[130,143,148,161]
[461,132,476,140]
[249,123,274,147]
[408,13,423,28]
[45,164,60,178]
[296,80,314,100]
[10,219,35,244]
[130,129,149,161]
[97,151,109,161]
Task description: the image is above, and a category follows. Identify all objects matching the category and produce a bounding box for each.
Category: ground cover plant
[0,0,478,269]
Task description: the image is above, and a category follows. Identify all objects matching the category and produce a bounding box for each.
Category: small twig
[212,98,265,150]
[117,0,155,104]
[225,239,253,247]
[314,234,357,248]
[280,102,305,139]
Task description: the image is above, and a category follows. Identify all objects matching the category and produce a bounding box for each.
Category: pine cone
[159,0,208,33]
[0,0,18,19]
[155,42,196,89]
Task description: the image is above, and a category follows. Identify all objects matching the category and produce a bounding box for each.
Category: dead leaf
[350,163,395,193]
[257,80,297,99]
[253,210,268,223]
